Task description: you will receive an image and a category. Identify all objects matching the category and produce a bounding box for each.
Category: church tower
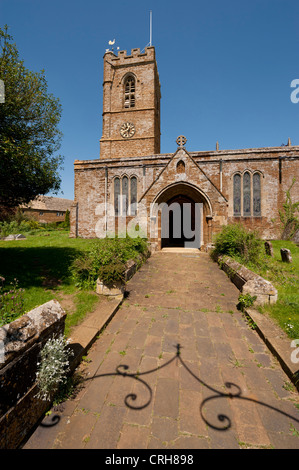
[100,46,161,160]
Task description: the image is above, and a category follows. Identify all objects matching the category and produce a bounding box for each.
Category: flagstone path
[24,250,299,449]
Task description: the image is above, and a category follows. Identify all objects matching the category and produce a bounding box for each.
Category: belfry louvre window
[233,172,262,217]
[113,176,138,216]
[124,76,135,108]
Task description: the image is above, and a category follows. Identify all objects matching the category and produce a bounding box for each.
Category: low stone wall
[96,247,151,297]
[0,300,66,449]
[217,255,278,305]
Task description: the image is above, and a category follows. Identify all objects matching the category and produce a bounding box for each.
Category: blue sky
[1,0,299,200]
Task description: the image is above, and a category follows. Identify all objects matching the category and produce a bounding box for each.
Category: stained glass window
[130,176,137,216]
[243,171,251,216]
[253,173,261,216]
[233,174,241,216]
[114,178,120,216]
[122,176,129,216]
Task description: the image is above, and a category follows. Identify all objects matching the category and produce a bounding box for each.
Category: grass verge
[0,231,102,334]
[248,240,299,339]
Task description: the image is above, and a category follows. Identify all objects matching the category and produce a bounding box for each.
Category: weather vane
[106,39,119,53]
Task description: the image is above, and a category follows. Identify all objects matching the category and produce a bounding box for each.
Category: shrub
[97,260,126,286]
[36,334,74,402]
[71,255,95,289]
[212,224,263,264]
[237,293,257,312]
[279,177,299,240]
[64,209,70,229]
[0,218,41,237]
[71,236,148,289]
[0,277,25,326]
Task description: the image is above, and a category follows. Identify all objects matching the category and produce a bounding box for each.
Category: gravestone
[264,241,273,257]
[280,248,292,263]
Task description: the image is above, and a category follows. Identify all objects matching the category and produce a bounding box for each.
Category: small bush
[0,277,25,326]
[71,236,148,289]
[279,177,299,240]
[64,209,70,229]
[0,207,44,237]
[237,293,257,312]
[36,335,74,402]
[97,260,126,286]
[212,224,263,264]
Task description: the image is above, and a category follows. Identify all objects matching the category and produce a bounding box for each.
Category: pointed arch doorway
[161,194,197,248]
[151,182,212,250]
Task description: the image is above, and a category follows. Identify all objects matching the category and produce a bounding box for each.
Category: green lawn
[0,230,99,336]
[244,240,299,339]
[1,230,298,341]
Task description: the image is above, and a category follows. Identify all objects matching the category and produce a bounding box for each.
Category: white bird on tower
[108,39,116,52]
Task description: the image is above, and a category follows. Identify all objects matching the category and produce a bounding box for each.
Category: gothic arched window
[243,171,251,216]
[130,176,137,216]
[233,171,262,217]
[253,173,261,216]
[124,76,135,108]
[122,176,129,216]
[113,175,138,216]
[114,178,120,216]
[233,174,241,216]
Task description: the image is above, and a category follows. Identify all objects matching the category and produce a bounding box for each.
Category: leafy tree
[64,209,70,228]
[279,177,299,240]
[0,25,63,210]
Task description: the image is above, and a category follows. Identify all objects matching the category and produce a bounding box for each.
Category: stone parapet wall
[217,255,278,305]
[0,300,66,449]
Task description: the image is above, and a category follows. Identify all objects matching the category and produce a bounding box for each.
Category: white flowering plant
[36,334,74,401]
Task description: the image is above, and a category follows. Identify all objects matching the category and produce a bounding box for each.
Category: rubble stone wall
[0,300,66,449]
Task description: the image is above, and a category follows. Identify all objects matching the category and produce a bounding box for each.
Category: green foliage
[0,218,40,237]
[71,236,148,289]
[279,177,299,240]
[0,277,25,326]
[0,25,63,208]
[97,260,126,286]
[35,335,74,402]
[64,209,70,229]
[212,223,263,264]
[237,293,257,312]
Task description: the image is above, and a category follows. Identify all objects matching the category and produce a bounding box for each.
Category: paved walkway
[24,250,299,449]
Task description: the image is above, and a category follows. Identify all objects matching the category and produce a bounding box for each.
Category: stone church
[70,46,299,250]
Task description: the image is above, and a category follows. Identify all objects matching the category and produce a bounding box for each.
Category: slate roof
[21,196,73,212]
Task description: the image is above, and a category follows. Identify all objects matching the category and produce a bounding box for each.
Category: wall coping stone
[0,300,66,368]
[217,255,278,305]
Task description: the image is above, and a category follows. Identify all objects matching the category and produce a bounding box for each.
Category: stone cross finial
[176,135,187,148]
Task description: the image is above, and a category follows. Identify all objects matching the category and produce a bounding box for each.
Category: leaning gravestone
[280,248,292,263]
[15,234,26,240]
[2,234,26,241]
[264,241,273,257]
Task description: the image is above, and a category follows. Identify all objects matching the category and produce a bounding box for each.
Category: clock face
[120,122,135,139]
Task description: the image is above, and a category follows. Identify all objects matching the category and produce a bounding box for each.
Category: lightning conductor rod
[150,10,152,46]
